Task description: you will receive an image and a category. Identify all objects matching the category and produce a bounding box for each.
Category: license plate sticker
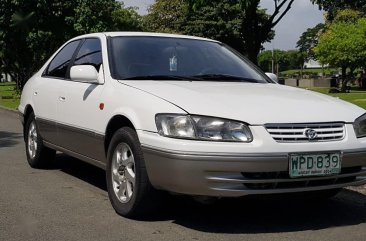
[289,153,341,178]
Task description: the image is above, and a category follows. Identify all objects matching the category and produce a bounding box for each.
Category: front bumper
[142,145,366,197]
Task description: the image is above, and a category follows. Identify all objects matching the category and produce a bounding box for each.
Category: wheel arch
[23,105,34,141]
[104,115,136,158]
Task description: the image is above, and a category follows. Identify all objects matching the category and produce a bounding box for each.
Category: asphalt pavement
[1,108,366,241]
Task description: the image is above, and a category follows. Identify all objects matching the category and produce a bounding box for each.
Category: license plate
[289,153,341,178]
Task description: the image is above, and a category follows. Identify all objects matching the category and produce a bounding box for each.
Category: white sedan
[19,32,366,217]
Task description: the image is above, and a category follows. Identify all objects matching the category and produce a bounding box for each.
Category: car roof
[70,32,219,43]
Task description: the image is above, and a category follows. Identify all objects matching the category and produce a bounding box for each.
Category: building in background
[304,59,328,69]
[1,73,11,82]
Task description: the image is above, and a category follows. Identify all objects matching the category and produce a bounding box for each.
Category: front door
[56,38,106,162]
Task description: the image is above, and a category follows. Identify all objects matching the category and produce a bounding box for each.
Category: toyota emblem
[304,129,318,140]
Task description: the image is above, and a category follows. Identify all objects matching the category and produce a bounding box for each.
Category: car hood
[120,81,365,125]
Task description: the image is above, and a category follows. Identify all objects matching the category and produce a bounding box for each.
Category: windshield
[109,36,269,83]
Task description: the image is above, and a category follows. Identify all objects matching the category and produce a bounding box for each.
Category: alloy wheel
[27,121,38,159]
[111,143,136,203]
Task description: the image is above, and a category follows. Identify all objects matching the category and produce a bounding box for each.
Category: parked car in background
[19,32,366,217]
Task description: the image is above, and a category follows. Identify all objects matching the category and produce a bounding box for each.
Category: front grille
[265,123,345,143]
[241,166,361,190]
[206,167,366,194]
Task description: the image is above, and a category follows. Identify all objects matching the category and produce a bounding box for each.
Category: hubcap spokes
[27,122,38,159]
[112,143,136,203]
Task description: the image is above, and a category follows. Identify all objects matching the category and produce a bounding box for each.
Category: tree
[0,0,78,89]
[183,1,244,53]
[144,0,189,33]
[237,0,295,63]
[72,0,142,34]
[311,0,366,20]
[0,0,142,89]
[258,49,304,73]
[145,0,296,64]
[111,6,143,31]
[297,23,325,61]
[315,10,366,91]
[258,50,274,73]
[286,50,305,71]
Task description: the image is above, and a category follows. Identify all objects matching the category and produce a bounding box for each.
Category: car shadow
[83,84,98,101]
[54,153,107,191]
[159,191,366,234]
[0,131,23,148]
[53,153,366,234]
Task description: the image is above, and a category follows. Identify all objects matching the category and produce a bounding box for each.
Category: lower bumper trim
[142,145,366,197]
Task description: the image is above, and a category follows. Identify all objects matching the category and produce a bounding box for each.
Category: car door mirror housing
[70,65,101,84]
[265,72,278,83]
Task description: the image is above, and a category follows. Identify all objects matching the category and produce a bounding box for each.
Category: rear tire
[24,113,55,168]
[106,127,161,218]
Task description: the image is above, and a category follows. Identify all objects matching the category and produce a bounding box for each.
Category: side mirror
[265,72,278,83]
[70,65,101,84]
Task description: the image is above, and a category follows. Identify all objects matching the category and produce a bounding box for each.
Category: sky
[122,0,325,50]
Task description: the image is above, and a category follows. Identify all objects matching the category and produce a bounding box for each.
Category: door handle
[59,96,66,102]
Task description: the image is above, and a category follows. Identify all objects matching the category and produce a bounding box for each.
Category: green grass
[0,82,20,110]
[307,87,366,110]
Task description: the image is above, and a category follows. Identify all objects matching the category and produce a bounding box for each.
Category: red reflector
[99,103,105,110]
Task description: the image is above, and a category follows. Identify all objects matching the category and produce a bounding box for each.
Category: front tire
[25,113,55,168]
[106,127,160,218]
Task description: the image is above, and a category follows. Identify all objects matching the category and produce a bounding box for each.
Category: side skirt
[44,141,107,170]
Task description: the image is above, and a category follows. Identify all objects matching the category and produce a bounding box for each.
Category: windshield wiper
[122,75,201,81]
[191,74,260,83]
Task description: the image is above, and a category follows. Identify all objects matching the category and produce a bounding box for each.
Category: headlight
[155,114,253,142]
[354,113,366,138]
